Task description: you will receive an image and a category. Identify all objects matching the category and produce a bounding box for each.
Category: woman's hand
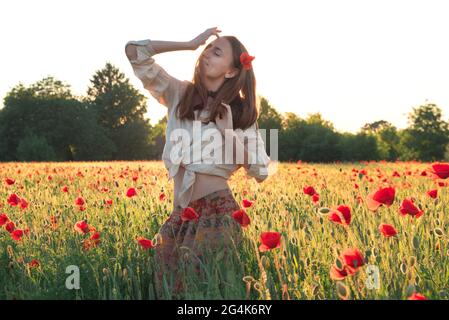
[215,102,233,135]
[189,27,222,50]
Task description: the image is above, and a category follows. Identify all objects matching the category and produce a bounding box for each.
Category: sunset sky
[1,0,448,133]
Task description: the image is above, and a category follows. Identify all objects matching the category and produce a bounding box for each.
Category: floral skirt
[153,188,243,298]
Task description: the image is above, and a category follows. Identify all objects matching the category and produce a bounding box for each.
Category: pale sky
[1,0,449,133]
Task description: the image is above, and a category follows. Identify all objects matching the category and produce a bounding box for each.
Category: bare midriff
[173,165,230,208]
[172,96,231,207]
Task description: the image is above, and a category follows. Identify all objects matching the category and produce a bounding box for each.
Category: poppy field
[1,160,448,300]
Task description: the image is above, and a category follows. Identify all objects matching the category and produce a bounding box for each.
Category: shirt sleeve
[236,123,271,183]
[125,39,185,111]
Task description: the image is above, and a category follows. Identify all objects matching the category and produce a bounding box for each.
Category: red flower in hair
[240,52,255,70]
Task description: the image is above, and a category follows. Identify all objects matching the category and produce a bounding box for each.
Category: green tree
[278,112,341,162]
[148,116,167,160]
[361,121,400,160]
[298,113,341,162]
[337,132,380,161]
[399,102,449,161]
[16,127,57,161]
[0,76,116,161]
[278,112,305,161]
[86,62,153,159]
[257,96,283,130]
[256,96,283,156]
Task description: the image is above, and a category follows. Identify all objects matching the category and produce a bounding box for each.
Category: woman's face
[199,37,239,81]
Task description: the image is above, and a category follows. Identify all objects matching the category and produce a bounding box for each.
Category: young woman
[125,27,271,297]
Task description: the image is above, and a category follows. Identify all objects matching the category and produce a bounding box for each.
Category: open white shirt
[125,38,271,208]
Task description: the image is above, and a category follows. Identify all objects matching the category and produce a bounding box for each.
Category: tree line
[1,62,448,162]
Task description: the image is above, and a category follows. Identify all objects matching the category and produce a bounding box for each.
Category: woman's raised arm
[125,38,191,111]
[125,28,221,111]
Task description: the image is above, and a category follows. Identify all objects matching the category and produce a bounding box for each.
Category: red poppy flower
[75,197,85,206]
[74,220,89,234]
[7,194,20,206]
[159,192,166,201]
[5,221,15,233]
[0,213,9,226]
[259,231,281,252]
[408,292,427,300]
[62,186,69,193]
[5,178,15,185]
[328,205,351,225]
[312,193,320,203]
[11,229,24,241]
[429,163,449,179]
[137,237,156,250]
[303,186,316,196]
[399,199,424,218]
[330,264,348,281]
[240,52,255,70]
[426,189,438,199]
[366,186,395,211]
[29,259,40,268]
[104,199,113,206]
[339,248,365,274]
[181,207,200,222]
[19,198,28,210]
[242,199,254,208]
[86,232,101,248]
[231,209,251,228]
[126,187,137,198]
[50,216,58,229]
[379,223,398,237]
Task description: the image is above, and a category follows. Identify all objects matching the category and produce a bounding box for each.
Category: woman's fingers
[221,102,231,110]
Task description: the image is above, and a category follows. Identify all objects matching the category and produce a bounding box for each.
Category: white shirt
[125,38,271,208]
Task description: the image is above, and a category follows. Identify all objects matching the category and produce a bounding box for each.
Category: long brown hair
[176,36,259,131]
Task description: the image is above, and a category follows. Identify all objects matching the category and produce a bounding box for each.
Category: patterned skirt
[153,188,243,298]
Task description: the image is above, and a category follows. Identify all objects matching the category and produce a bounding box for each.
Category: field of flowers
[1,160,448,300]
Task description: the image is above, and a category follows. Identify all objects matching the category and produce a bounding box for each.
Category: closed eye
[206,44,222,56]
